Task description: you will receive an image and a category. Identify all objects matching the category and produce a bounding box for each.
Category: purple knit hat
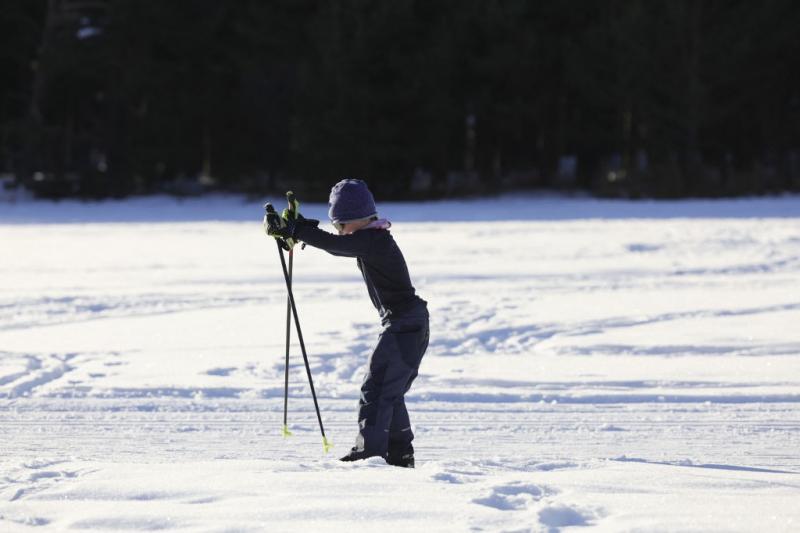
[328,179,378,223]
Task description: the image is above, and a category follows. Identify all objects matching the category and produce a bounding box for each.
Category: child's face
[337,222,354,235]
[334,219,370,235]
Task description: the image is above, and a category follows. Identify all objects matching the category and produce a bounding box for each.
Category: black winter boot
[339,448,380,462]
[386,444,415,468]
[386,452,414,468]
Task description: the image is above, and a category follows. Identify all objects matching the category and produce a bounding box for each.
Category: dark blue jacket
[294,225,426,322]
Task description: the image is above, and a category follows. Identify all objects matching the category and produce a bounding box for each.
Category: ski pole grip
[286,191,298,217]
[264,203,281,233]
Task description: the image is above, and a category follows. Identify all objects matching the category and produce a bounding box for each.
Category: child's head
[328,179,377,227]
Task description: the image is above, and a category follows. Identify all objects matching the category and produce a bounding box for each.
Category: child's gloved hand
[281,192,320,230]
[263,209,296,250]
[263,193,320,251]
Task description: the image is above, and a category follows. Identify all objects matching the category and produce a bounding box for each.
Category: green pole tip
[322,437,333,454]
[282,425,293,438]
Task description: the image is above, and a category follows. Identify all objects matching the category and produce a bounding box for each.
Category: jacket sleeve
[294,225,374,258]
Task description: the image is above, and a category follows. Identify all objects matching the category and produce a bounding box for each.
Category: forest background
[1,0,799,200]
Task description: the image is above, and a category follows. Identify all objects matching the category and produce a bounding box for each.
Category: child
[268,179,429,468]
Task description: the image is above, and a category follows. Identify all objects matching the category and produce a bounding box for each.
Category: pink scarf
[364,218,392,230]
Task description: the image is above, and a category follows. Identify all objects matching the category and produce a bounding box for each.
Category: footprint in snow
[206,367,236,376]
[526,460,580,472]
[6,468,81,503]
[23,459,67,470]
[432,472,463,484]
[2,514,50,527]
[28,470,77,482]
[428,461,487,484]
[538,504,597,530]
[472,482,602,531]
[472,482,547,511]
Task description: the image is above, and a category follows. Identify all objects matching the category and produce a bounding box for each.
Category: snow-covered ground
[1,194,799,532]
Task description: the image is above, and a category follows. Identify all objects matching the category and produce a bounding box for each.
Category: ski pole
[282,191,299,437]
[264,203,332,453]
[282,247,293,438]
[281,190,303,438]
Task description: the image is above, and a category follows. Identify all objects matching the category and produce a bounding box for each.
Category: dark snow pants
[355,304,429,457]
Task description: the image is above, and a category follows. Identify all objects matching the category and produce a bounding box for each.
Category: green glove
[263,193,318,250]
[282,191,300,223]
[263,206,296,250]
[278,191,301,249]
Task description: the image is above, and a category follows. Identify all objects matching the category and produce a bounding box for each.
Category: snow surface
[1,194,799,532]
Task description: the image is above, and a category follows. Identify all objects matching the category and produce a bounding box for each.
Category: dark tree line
[1,0,799,200]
